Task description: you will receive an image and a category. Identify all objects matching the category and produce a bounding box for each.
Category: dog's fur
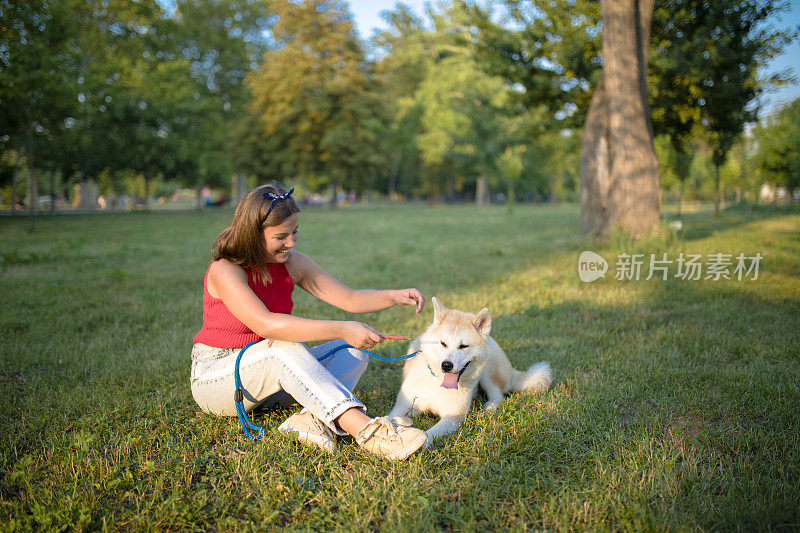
[389,297,552,442]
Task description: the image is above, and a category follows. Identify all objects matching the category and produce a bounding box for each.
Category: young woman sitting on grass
[191,184,428,460]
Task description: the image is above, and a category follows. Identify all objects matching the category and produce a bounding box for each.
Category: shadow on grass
[480,277,800,529]
[1,203,799,530]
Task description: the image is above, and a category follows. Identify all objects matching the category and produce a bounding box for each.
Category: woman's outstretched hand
[343,321,384,350]
[390,289,425,315]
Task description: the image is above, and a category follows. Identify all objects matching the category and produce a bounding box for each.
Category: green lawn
[1,203,799,530]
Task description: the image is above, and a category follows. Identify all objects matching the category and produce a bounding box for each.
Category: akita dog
[389,297,552,442]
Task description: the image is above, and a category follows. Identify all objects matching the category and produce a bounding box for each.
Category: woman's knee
[259,340,313,365]
[349,347,369,373]
[326,343,369,372]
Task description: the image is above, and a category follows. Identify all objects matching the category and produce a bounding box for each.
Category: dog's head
[419,297,492,389]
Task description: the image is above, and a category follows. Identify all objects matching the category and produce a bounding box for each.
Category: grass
[1,202,799,531]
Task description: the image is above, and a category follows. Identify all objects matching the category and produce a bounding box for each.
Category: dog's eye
[440,340,447,348]
[459,344,469,350]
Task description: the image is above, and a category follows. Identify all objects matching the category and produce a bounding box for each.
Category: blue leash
[233,340,419,440]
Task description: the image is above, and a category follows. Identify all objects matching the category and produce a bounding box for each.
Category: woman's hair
[212,183,300,284]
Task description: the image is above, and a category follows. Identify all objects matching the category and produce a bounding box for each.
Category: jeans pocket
[191,344,236,363]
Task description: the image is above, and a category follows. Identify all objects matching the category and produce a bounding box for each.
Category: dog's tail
[510,362,552,393]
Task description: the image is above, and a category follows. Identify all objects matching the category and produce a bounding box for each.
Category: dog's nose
[441,361,454,373]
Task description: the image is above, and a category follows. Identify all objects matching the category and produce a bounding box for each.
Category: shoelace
[309,415,333,438]
[360,416,400,442]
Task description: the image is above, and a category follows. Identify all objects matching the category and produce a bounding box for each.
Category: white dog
[389,297,552,442]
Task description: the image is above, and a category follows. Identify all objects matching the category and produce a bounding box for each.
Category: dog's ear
[431,297,448,324]
[473,308,492,336]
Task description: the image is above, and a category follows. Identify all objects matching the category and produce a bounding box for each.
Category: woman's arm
[342,288,424,314]
[289,252,424,315]
[208,259,382,348]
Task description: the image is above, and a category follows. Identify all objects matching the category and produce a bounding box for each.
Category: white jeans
[190,340,368,435]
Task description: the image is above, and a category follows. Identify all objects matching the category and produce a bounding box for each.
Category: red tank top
[192,262,294,348]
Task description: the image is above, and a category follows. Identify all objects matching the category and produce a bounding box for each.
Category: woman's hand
[343,321,384,350]
[390,288,425,315]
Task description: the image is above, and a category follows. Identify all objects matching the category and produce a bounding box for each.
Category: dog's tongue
[441,373,459,389]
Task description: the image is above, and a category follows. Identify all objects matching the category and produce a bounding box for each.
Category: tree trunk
[580,0,660,238]
[26,110,37,233]
[49,171,57,213]
[12,133,22,215]
[387,159,399,202]
[329,179,339,209]
[448,175,456,202]
[581,74,611,233]
[236,173,248,205]
[678,179,684,218]
[143,169,151,211]
[714,163,720,217]
[476,175,489,207]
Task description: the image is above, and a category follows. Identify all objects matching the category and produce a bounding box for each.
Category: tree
[445,0,649,214]
[371,3,430,200]
[35,0,192,210]
[696,1,794,215]
[497,144,526,212]
[75,0,205,210]
[648,1,702,218]
[463,0,795,223]
[1,0,273,215]
[650,0,796,216]
[753,97,800,193]
[166,0,273,203]
[240,0,388,207]
[0,0,78,228]
[580,0,660,238]
[481,0,603,129]
[721,139,759,203]
[373,2,554,205]
[414,53,512,203]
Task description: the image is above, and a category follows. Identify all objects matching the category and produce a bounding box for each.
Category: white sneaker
[278,409,336,454]
[354,416,428,460]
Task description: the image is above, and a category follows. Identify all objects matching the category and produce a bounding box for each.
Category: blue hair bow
[263,187,295,218]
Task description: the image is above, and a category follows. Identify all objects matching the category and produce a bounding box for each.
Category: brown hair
[212,183,300,284]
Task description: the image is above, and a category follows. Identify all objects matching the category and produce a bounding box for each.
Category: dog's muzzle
[440,361,470,389]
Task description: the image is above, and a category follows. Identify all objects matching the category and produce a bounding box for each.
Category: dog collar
[426,363,437,378]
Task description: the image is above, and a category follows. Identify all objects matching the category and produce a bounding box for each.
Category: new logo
[578,251,608,282]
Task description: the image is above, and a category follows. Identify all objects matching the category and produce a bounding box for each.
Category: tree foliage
[237,0,388,203]
[1,0,797,213]
[753,97,800,191]
[1,0,273,210]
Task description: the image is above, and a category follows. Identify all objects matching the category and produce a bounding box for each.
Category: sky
[346,0,800,118]
[347,0,431,38]
[759,1,800,116]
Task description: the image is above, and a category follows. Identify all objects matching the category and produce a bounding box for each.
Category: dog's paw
[483,401,500,412]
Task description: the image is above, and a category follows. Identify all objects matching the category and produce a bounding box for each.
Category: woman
[191,184,428,460]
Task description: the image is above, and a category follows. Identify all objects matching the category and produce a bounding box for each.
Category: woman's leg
[254,340,368,410]
[190,342,428,459]
[191,340,366,435]
[308,340,369,391]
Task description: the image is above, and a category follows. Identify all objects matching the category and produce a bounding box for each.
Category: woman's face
[262,213,299,263]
